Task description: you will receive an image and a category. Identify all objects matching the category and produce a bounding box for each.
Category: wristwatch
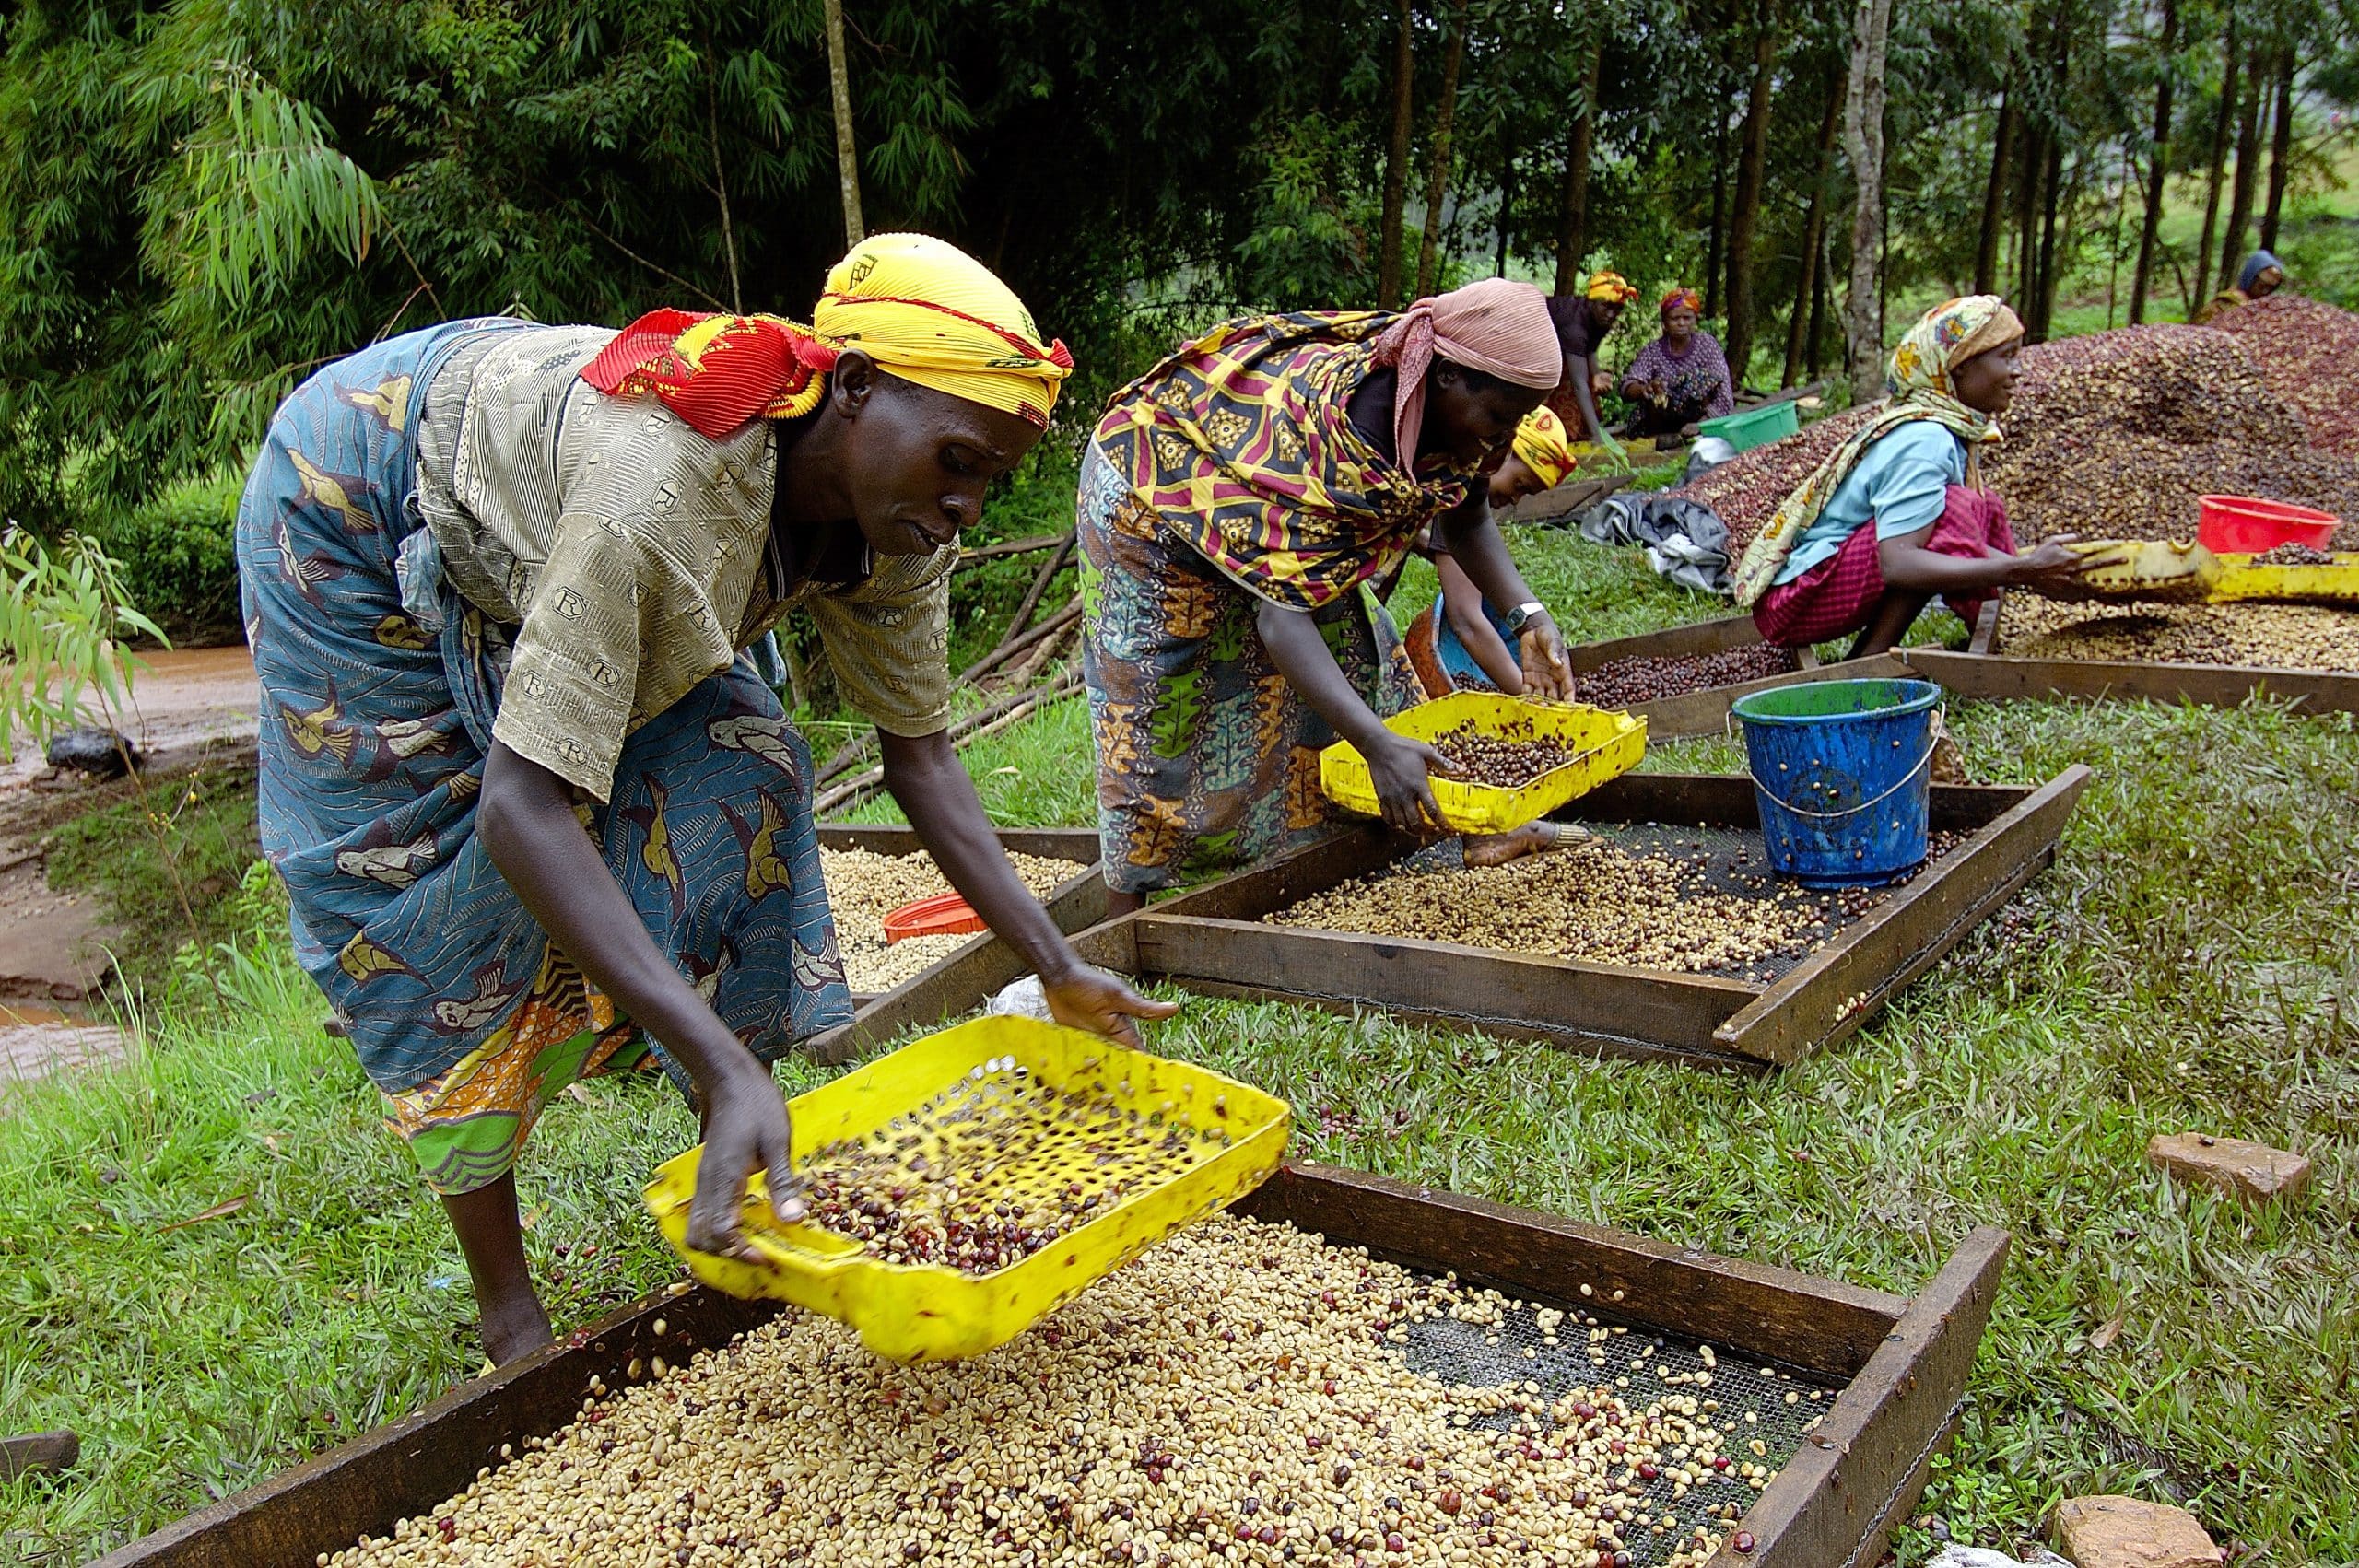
[1501,601,1550,637]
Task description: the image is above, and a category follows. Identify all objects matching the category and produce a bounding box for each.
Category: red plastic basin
[2196,495,2341,554]
[883,891,987,943]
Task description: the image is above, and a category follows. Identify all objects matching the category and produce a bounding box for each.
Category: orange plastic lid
[883,892,988,942]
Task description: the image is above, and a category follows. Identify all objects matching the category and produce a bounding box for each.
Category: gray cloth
[1576,493,1733,595]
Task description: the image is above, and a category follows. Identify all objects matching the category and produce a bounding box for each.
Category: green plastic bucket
[1698,401,1800,452]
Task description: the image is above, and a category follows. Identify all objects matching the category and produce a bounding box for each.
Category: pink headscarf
[1371,277,1560,467]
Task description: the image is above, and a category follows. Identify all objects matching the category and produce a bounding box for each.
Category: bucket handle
[1726,706,1945,822]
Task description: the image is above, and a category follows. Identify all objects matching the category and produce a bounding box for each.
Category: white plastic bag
[986,974,1054,1021]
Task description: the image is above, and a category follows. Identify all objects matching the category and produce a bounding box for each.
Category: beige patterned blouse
[413,325,954,801]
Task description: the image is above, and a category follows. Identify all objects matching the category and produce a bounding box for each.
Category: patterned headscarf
[1731,296,2022,607]
[1660,287,1704,319]
[1370,278,1560,469]
[1509,405,1579,489]
[581,232,1072,437]
[1585,271,1640,303]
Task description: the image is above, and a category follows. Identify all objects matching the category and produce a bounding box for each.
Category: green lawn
[6,530,2357,1563]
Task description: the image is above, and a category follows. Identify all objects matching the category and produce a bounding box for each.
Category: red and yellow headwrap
[1661,287,1704,318]
[1509,405,1578,489]
[1585,270,1639,304]
[581,232,1073,438]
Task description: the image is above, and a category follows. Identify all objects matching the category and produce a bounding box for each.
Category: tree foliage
[2,0,2355,529]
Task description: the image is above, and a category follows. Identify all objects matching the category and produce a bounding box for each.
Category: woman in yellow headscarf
[239,233,1170,1365]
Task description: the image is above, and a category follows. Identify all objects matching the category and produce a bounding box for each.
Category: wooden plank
[1144,825,1407,923]
[1902,645,2359,718]
[1,1430,78,1480]
[816,823,1101,866]
[1627,653,1909,741]
[1712,766,2090,1065]
[1565,614,1769,672]
[1135,915,1759,1055]
[1726,1227,2011,1568]
[1967,597,2001,655]
[94,1283,776,1568]
[1239,1164,1907,1379]
[1162,977,1769,1075]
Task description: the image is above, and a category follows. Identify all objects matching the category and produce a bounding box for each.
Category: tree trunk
[2033,138,2067,338]
[1704,111,1730,318]
[1414,0,1472,299]
[1377,0,1416,310]
[2192,18,2239,308]
[1975,80,2019,296]
[1553,42,1602,295]
[1807,219,1834,378]
[2220,41,2264,285]
[2129,0,2177,324]
[1840,0,1893,399]
[2013,111,2043,309]
[2259,45,2294,251]
[1494,129,1516,275]
[822,0,864,246]
[1722,10,1778,389]
[1783,68,1842,386]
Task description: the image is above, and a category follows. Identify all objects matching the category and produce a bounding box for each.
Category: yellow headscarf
[582,232,1072,436]
[1585,270,1639,304]
[1509,405,1578,488]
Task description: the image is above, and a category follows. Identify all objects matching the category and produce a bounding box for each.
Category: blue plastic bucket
[1731,678,1942,888]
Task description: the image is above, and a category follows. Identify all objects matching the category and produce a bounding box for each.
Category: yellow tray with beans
[2043,539,2359,606]
[1319,691,1648,835]
[643,1016,1290,1363]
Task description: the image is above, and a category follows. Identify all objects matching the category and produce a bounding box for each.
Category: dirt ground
[0,645,259,1089]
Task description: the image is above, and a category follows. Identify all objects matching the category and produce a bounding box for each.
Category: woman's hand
[2003,535,2099,590]
[1365,732,1453,832]
[1040,967,1181,1047]
[686,1063,801,1258]
[1516,614,1574,702]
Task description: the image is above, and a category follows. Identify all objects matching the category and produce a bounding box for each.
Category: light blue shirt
[1771,421,1967,586]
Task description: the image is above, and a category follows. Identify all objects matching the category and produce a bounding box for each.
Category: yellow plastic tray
[642,1016,1290,1363]
[2037,540,2359,607]
[2204,551,2359,605]
[1319,691,1648,835]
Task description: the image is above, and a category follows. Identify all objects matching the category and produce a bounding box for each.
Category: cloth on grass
[1091,311,1474,614]
[581,232,1072,435]
[1075,443,1418,895]
[1751,484,2014,647]
[1367,277,1559,467]
[237,323,851,1191]
[1577,493,1733,595]
[1731,294,2020,606]
[414,322,956,801]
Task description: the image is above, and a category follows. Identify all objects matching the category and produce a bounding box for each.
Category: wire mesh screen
[1394,1281,1836,1567]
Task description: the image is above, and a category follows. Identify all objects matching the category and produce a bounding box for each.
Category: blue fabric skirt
[236,323,851,1098]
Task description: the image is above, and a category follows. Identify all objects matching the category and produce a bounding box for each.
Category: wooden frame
[98,1164,2008,1568]
[1920,596,2359,717]
[837,771,2087,1072]
[1560,614,1910,741]
[815,825,1104,1057]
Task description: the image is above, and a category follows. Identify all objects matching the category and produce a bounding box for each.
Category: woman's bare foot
[441,1171,557,1367]
[478,1292,556,1368]
[1461,822,1591,867]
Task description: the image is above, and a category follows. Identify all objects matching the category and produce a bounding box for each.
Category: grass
[6,531,2359,1563]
